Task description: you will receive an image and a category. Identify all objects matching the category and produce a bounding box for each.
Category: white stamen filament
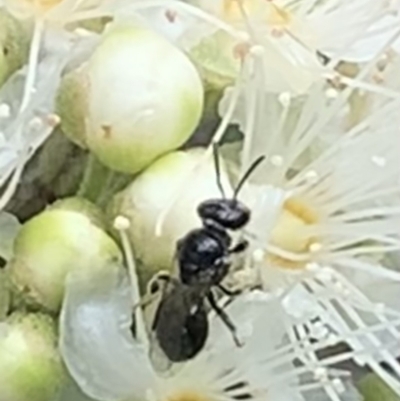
[283,27,400,176]
[114,216,149,350]
[332,244,400,257]
[19,19,44,113]
[240,49,261,175]
[330,207,400,222]
[293,324,343,401]
[233,0,257,41]
[305,277,400,393]
[207,61,245,146]
[334,257,400,282]
[328,270,400,339]
[268,316,400,371]
[288,99,400,192]
[337,74,400,99]
[325,236,400,253]
[326,187,400,213]
[0,150,28,211]
[275,319,400,395]
[266,243,311,262]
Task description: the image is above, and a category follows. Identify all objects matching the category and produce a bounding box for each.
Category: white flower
[2,0,120,23]
[59,262,363,401]
[59,218,362,401]
[0,34,70,211]
[0,1,202,211]
[0,0,115,213]
[193,0,397,94]
[228,61,400,281]
[214,36,400,394]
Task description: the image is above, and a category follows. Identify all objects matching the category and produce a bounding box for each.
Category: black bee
[149,145,265,363]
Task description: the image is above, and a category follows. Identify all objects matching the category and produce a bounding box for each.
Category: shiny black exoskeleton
[151,275,209,362]
[177,204,250,287]
[151,145,265,362]
[150,271,241,363]
[177,146,265,290]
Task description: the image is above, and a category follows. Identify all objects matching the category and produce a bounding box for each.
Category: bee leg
[132,292,159,311]
[130,293,159,338]
[133,271,176,312]
[229,240,249,254]
[218,284,241,297]
[207,291,243,347]
[146,270,175,294]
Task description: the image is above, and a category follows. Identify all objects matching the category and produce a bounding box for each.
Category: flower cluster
[0,1,400,401]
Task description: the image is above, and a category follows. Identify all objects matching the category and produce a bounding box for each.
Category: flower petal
[59,264,156,401]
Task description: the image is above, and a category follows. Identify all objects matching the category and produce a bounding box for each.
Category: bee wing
[140,274,184,375]
[148,330,176,375]
[152,283,209,365]
[148,334,188,377]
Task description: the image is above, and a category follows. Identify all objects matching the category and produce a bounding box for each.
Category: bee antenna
[213,143,226,198]
[233,155,266,199]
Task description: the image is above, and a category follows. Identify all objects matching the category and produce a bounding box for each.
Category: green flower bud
[49,196,107,231]
[358,373,400,401]
[55,66,88,148]
[9,198,122,312]
[0,312,65,401]
[189,30,239,90]
[84,23,204,173]
[0,10,29,87]
[110,148,231,276]
[72,17,112,34]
